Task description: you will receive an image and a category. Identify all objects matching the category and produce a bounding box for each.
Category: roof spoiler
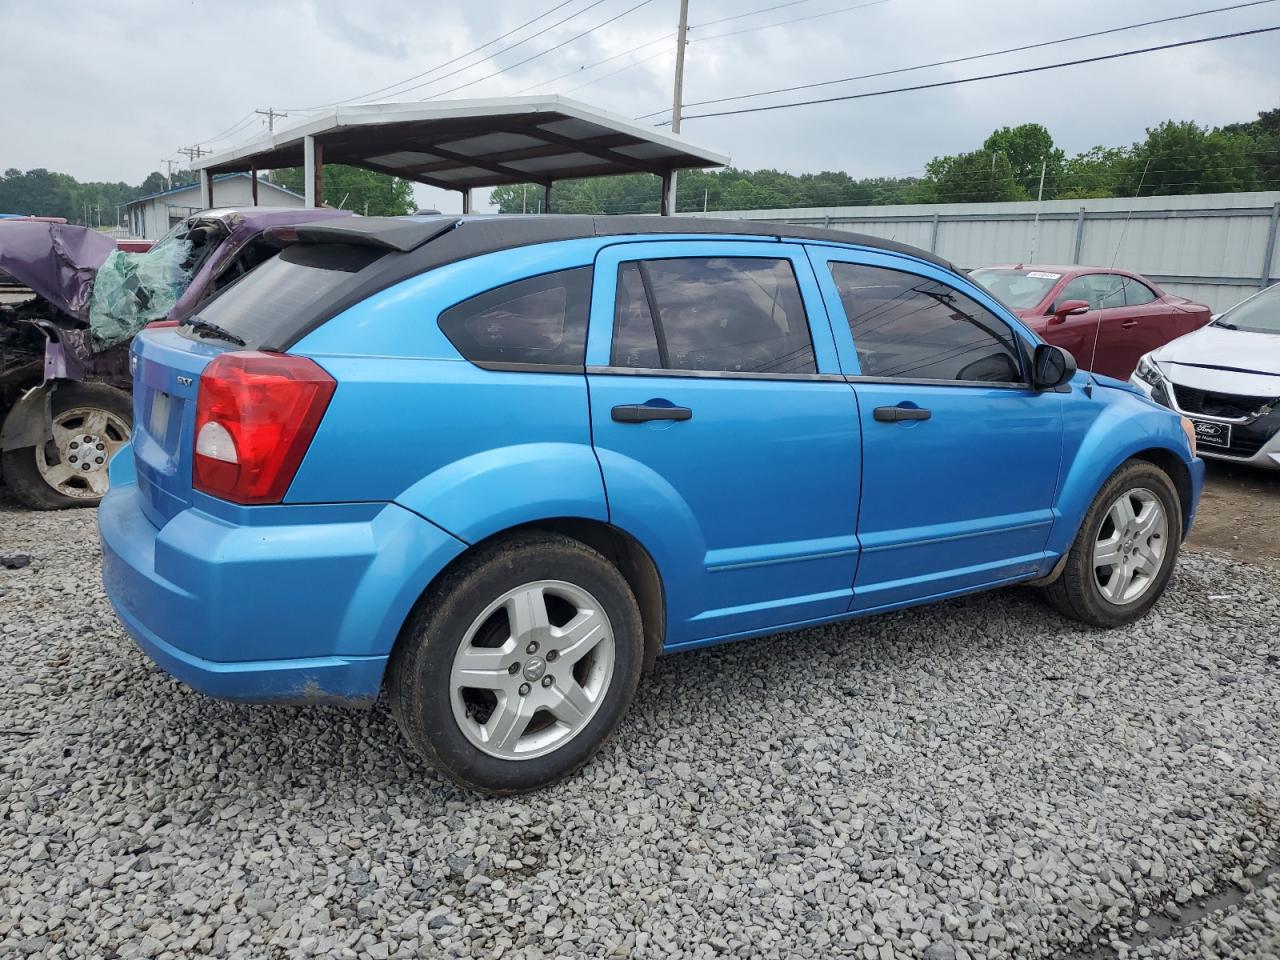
[264,216,461,253]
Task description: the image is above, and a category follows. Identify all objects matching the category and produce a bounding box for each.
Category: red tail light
[193,351,336,504]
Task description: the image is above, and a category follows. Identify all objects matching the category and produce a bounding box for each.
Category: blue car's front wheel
[389,531,644,793]
[1041,460,1183,628]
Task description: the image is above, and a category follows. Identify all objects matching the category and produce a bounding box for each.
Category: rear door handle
[612,403,693,423]
[873,405,931,422]
[1120,319,1139,328]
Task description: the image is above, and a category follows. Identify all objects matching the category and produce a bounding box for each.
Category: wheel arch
[393,516,667,672]
[1131,446,1195,534]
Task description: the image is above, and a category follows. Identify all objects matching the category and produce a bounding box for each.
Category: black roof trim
[266,214,956,352]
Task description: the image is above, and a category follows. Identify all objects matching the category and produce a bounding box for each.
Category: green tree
[1059,146,1133,199]
[269,165,415,215]
[924,149,1024,203]
[983,124,1065,199]
[1126,120,1260,196]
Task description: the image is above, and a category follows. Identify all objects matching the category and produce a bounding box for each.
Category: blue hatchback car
[99,215,1203,792]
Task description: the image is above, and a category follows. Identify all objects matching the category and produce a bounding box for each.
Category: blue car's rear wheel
[389,532,643,793]
[1041,460,1183,628]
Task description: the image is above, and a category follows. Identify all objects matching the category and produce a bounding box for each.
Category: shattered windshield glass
[86,219,223,350]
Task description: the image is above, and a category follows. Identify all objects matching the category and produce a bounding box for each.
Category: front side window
[439,266,592,367]
[1060,273,1126,311]
[610,257,816,374]
[830,262,1024,383]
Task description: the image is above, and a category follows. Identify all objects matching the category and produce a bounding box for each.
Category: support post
[199,169,212,210]
[543,183,553,215]
[250,164,259,206]
[1260,201,1280,288]
[1072,206,1086,264]
[664,0,689,216]
[929,212,940,252]
[461,188,472,215]
[304,135,318,207]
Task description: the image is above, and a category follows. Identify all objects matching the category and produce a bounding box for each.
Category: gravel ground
[1,492,1279,960]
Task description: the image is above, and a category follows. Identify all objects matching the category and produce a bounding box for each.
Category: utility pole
[163,159,178,190]
[178,145,210,163]
[1028,158,1047,263]
[664,0,689,216]
[254,108,287,133]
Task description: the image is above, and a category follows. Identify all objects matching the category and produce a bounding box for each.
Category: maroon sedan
[971,265,1211,380]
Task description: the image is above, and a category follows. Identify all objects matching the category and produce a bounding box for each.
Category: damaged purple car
[0,207,352,508]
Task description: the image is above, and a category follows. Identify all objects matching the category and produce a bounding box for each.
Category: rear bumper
[99,448,466,705]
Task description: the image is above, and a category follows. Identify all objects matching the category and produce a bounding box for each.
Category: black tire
[1040,459,1183,628]
[389,532,644,794]
[1,382,132,510]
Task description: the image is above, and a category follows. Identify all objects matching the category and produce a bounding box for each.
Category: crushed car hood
[1152,324,1280,377]
[0,221,117,321]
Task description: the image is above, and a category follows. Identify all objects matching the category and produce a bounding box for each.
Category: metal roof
[125,172,304,207]
[193,96,729,191]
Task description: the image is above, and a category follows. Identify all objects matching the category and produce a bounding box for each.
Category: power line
[564,46,671,92]
[639,0,1278,119]
[529,0,887,100]
[692,0,815,30]
[422,0,659,100]
[666,25,1280,122]
[690,0,890,42]
[281,0,610,110]
[517,32,673,93]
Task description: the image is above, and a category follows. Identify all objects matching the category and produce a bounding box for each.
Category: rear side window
[611,257,815,374]
[439,267,592,368]
[1060,273,1126,310]
[193,242,383,348]
[1123,278,1158,306]
[830,262,1024,383]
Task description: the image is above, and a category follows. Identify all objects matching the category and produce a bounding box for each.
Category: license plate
[1190,418,1231,448]
[148,391,171,442]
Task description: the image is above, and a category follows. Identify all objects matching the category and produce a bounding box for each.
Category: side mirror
[1049,298,1090,324]
[1033,343,1077,390]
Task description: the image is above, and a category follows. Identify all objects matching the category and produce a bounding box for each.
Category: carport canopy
[191,96,729,215]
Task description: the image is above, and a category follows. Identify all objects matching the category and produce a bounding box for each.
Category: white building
[124,173,306,239]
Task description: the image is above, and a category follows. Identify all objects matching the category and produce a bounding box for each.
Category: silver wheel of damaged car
[36,405,130,499]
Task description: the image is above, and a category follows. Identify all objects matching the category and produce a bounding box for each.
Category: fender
[394,442,608,545]
[1047,384,1196,558]
[0,381,56,451]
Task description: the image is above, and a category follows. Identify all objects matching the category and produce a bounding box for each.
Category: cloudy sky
[5,0,1279,212]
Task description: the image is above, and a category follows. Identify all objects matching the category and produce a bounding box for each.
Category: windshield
[1217,283,1280,334]
[970,268,1062,311]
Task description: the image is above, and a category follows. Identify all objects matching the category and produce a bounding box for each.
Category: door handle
[1120,319,1139,328]
[873,405,931,422]
[612,403,693,423]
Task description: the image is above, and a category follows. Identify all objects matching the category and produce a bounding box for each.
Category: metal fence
[693,191,1280,313]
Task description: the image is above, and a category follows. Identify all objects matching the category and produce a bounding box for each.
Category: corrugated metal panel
[693,192,1280,312]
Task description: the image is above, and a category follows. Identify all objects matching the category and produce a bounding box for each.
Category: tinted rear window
[187,243,383,348]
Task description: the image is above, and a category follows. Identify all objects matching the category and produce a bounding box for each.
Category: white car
[1131,283,1280,470]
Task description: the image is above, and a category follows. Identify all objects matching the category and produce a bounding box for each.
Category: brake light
[192,351,335,504]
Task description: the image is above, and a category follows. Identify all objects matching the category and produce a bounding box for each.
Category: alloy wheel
[449,580,615,761]
[35,406,130,500]
[1092,487,1168,605]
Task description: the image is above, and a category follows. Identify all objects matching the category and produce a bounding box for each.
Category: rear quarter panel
[286,240,609,543]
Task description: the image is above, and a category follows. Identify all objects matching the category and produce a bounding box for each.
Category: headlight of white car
[1135,354,1164,387]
